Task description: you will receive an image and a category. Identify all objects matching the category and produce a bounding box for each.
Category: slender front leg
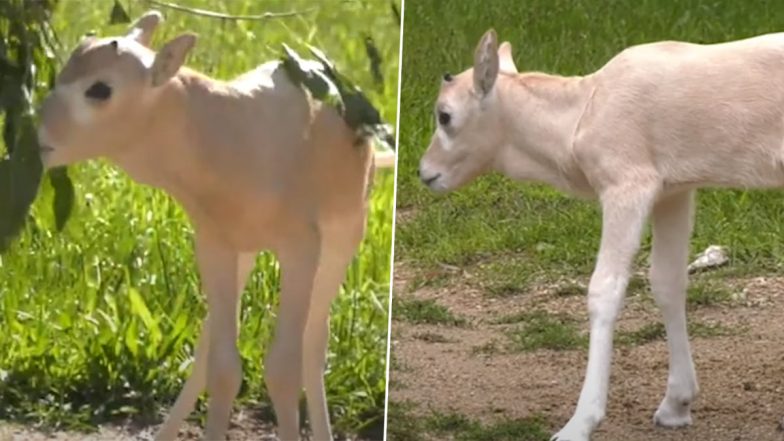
[553,182,659,441]
[155,252,255,441]
[304,222,365,441]
[649,190,698,427]
[196,233,244,441]
[266,227,321,441]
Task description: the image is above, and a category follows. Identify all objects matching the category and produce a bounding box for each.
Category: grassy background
[397,0,784,288]
[0,0,399,437]
[392,0,784,439]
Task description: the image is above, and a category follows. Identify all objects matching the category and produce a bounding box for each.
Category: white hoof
[551,418,593,441]
[653,397,693,428]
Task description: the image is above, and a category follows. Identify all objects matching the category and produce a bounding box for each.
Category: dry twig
[147,0,316,21]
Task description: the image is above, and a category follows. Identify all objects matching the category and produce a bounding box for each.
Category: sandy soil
[389,265,784,441]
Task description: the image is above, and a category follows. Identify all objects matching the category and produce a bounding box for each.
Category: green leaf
[307,45,337,77]
[0,0,59,251]
[363,36,384,88]
[127,287,161,344]
[3,104,18,156]
[280,44,396,153]
[390,1,401,25]
[49,167,74,231]
[109,0,130,25]
[280,44,344,113]
[124,319,139,357]
[0,115,43,253]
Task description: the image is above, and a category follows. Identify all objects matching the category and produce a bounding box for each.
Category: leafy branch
[0,0,73,253]
[280,45,395,153]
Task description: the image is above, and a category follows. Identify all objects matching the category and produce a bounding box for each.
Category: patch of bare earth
[390,265,784,441]
[0,406,370,441]
[0,409,279,441]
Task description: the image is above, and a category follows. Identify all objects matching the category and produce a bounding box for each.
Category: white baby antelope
[419,28,784,440]
[37,11,394,441]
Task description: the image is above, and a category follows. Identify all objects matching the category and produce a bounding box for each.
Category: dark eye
[85,81,112,100]
[443,72,453,82]
[438,111,451,126]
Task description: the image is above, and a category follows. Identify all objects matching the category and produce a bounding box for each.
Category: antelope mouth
[38,144,56,167]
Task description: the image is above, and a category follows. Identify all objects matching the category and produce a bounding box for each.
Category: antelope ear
[498,42,518,74]
[74,34,98,54]
[126,10,163,47]
[473,29,499,97]
[150,33,197,87]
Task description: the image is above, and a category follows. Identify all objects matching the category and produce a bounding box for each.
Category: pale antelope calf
[419,29,784,440]
[37,11,394,441]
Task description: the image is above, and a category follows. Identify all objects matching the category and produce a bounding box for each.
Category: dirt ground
[389,265,784,441]
[0,408,280,441]
[0,404,381,441]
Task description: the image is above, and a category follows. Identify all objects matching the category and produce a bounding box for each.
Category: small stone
[687,245,729,273]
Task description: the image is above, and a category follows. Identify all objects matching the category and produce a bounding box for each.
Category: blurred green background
[0,0,399,438]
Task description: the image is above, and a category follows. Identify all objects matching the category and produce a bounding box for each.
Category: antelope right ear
[473,29,499,97]
[498,42,518,74]
[126,10,163,47]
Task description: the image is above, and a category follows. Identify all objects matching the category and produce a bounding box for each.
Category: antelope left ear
[473,29,499,97]
[126,10,163,47]
[498,42,518,74]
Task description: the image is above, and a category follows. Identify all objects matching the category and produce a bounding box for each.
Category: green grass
[496,311,735,351]
[616,323,668,346]
[0,0,399,437]
[425,412,550,441]
[687,279,734,306]
[617,321,736,346]
[501,311,587,352]
[393,298,466,326]
[411,331,453,343]
[476,258,534,297]
[386,402,551,441]
[385,401,426,441]
[397,0,784,289]
[552,283,585,298]
[471,339,501,356]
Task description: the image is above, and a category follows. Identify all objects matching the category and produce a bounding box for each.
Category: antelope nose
[420,171,441,186]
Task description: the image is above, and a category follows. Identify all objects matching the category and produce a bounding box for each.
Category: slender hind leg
[155,317,211,441]
[265,227,321,441]
[304,219,366,441]
[650,190,699,427]
[155,252,255,441]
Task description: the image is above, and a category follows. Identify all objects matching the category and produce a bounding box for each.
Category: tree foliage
[0,0,73,252]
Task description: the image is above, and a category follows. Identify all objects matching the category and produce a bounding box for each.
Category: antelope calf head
[38,11,195,168]
[419,30,519,192]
